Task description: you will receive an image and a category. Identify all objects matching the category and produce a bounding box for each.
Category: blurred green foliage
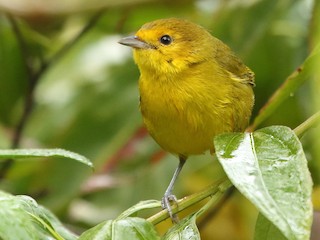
[0,0,319,239]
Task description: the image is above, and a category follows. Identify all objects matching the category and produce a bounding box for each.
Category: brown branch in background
[0,14,39,178]
[6,14,39,149]
[114,7,131,33]
[42,9,106,72]
[0,10,105,178]
[6,14,34,85]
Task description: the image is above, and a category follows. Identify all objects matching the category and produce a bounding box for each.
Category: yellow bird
[119,18,254,221]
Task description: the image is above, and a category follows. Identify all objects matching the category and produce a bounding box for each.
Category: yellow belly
[139,68,253,157]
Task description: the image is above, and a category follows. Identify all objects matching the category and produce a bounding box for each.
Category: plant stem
[15,10,105,147]
[0,14,38,178]
[197,186,235,229]
[294,111,320,137]
[6,14,37,149]
[147,178,232,225]
[0,11,105,178]
[247,45,320,132]
[42,9,105,72]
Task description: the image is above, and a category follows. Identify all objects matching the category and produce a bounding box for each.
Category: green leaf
[79,217,160,240]
[117,200,161,219]
[0,190,77,240]
[254,212,287,240]
[0,148,93,168]
[162,214,200,240]
[214,125,313,240]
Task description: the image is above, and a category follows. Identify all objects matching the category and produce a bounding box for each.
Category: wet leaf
[79,217,160,240]
[0,148,93,168]
[254,213,287,240]
[214,125,313,240]
[162,214,200,240]
[0,190,77,240]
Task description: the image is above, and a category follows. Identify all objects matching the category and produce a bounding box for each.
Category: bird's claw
[161,193,179,223]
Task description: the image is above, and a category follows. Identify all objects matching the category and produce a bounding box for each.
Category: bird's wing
[214,42,255,86]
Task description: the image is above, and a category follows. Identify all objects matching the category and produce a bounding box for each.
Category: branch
[0,11,105,178]
[6,14,37,148]
[147,178,232,225]
[40,9,106,75]
[294,111,320,137]
[248,44,320,132]
[0,14,38,177]
[197,186,235,229]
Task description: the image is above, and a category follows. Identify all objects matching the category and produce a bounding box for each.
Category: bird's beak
[118,36,152,49]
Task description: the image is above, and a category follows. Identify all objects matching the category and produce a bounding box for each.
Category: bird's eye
[160,35,172,45]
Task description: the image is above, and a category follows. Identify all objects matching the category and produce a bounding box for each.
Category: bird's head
[119,18,215,74]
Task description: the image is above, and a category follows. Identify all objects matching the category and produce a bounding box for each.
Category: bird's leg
[161,155,186,223]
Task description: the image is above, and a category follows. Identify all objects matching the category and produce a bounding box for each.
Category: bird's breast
[138,72,234,156]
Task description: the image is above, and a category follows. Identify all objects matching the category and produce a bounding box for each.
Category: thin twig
[197,186,235,229]
[0,15,38,177]
[12,9,105,148]
[247,43,320,132]
[294,111,320,137]
[6,14,34,82]
[147,178,232,225]
[6,14,38,149]
[114,8,131,33]
[0,11,105,178]
[40,9,106,74]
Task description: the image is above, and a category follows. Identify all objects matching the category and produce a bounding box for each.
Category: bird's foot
[161,193,179,223]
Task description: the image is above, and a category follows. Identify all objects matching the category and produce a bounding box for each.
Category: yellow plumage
[119,18,254,221]
[134,18,254,156]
